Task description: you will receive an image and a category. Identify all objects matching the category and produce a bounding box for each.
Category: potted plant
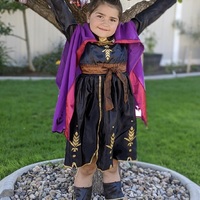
[142,29,163,73]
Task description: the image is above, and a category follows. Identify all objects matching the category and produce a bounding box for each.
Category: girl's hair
[87,0,123,20]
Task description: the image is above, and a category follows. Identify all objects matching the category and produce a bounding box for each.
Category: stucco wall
[1,0,200,66]
[177,0,200,65]
[1,9,65,66]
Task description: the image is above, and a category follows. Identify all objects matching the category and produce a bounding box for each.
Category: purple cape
[52,22,146,139]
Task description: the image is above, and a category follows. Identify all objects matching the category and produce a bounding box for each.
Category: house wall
[1,0,200,67]
[1,9,65,66]
[177,0,200,65]
[141,0,200,65]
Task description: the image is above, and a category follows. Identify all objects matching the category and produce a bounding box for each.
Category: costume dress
[49,0,177,171]
[53,22,145,170]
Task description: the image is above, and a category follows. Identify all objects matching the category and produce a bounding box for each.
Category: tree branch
[9,34,26,41]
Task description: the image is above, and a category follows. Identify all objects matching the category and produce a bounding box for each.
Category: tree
[14,0,183,40]
[173,20,200,73]
[2,0,183,71]
[15,0,158,34]
[0,20,12,36]
[0,0,35,71]
[0,12,12,67]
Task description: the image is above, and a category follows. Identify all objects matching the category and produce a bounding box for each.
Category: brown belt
[81,63,128,111]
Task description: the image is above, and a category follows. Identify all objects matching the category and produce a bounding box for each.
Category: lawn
[0,77,200,185]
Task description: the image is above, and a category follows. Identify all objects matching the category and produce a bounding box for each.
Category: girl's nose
[102,19,110,26]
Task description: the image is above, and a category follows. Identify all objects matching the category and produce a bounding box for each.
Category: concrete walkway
[144,72,200,80]
[0,72,200,81]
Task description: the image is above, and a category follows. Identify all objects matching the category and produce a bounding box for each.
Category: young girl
[49,0,177,199]
[19,0,177,199]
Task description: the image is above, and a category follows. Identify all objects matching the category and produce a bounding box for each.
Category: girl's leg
[73,157,97,200]
[74,157,97,187]
[102,159,121,183]
[102,159,125,200]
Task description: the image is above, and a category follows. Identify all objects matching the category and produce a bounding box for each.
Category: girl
[49,0,177,199]
[19,0,177,199]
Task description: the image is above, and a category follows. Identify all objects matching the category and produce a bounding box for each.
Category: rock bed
[10,161,190,200]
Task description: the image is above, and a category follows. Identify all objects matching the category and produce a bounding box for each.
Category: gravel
[10,161,190,200]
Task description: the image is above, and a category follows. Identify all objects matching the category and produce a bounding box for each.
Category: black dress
[64,42,137,171]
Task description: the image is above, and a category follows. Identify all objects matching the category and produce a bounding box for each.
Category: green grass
[0,77,200,185]
[0,80,66,179]
[137,76,200,185]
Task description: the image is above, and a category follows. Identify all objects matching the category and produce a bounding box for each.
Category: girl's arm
[47,0,77,39]
[132,0,177,35]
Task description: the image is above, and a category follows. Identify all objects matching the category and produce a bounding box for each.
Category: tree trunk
[186,45,192,73]
[22,9,35,71]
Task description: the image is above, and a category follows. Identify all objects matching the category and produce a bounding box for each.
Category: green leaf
[0,0,26,14]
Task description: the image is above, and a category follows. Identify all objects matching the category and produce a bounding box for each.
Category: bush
[0,42,9,66]
[0,41,11,74]
[33,44,63,75]
[0,66,31,76]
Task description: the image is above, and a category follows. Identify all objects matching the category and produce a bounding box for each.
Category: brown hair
[87,0,123,21]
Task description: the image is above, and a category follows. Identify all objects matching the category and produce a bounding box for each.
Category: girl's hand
[18,0,27,4]
[70,0,88,7]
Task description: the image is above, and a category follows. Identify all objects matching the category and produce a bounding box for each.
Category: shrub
[33,44,63,75]
[0,41,11,74]
[0,41,10,66]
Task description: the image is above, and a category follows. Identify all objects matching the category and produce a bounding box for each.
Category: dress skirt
[64,72,137,171]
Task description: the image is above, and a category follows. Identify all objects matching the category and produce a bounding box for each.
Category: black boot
[73,186,92,200]
[103,181,125,200]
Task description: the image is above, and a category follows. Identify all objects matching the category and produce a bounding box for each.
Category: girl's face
[88,3,120,38]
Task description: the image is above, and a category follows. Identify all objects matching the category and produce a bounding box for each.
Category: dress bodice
[80,43,128,65]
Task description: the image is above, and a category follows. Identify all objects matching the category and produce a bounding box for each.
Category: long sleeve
[47,0,77,39]
[132,0,177,35]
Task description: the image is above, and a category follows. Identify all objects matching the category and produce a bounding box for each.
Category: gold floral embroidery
[102,45,112,61]
[124,126,136,147]
[106,133,115,154]
[70,131,81,152]
[97,37,114,46]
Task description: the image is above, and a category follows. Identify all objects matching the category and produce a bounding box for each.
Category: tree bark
[186,45,192,73]
[22,9,35,71]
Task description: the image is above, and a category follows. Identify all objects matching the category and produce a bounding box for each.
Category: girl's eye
[110,19,116,22]
[97,15,103,18]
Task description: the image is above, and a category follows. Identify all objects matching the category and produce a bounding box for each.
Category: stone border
[0,159,200,199]
[0,159,63,198]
